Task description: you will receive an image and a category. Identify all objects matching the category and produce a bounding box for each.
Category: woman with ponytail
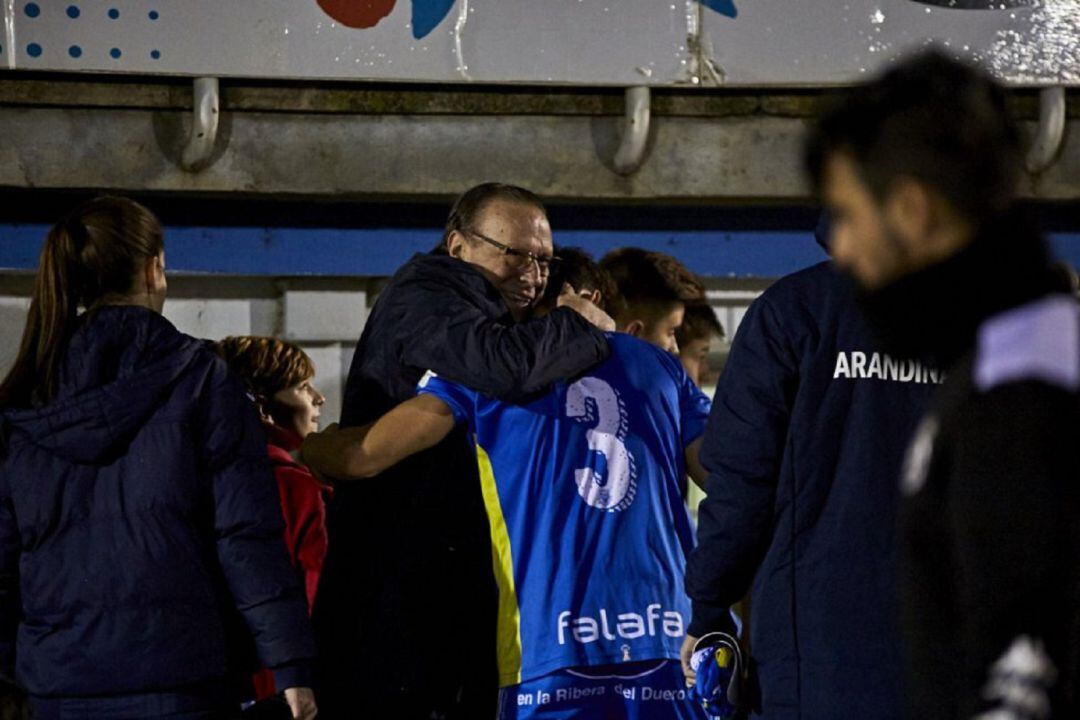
[0,197,317,720]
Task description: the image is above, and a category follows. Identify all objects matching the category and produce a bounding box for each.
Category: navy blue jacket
[314,252,609,715]
[686,262,938,720]
[0,306,315,698]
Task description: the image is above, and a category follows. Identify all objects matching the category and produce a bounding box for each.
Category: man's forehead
[477,199,548,227]
[824,152,872,198]
[476,201,550,238]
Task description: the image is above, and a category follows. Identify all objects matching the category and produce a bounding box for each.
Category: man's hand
[558,284,616,332]
[283,687,317,720]
[681,633,699,686]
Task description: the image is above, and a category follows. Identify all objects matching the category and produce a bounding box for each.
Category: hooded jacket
[313,252,609,714]
[0,305,315,698]
[686,262,939,720]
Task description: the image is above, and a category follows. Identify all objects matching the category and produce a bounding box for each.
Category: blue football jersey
[417,333,710,686]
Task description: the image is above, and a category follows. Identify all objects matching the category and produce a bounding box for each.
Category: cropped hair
[676,301,725,348]
[215,336,315,401]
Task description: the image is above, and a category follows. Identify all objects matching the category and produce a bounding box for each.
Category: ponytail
[0,223,82,408]
[0,197,163,409]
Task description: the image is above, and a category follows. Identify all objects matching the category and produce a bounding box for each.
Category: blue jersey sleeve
[679,369,711,447]
[650,343,711,447]
[416,370,479,426]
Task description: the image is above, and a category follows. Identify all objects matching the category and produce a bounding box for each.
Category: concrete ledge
[1,104,1076,201]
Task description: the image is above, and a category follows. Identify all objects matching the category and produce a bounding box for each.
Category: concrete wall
[0,273,763,422]
[0,276,371,428]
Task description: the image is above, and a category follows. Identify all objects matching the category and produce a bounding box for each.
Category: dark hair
[539,246,618,314]
[649,251,705,302]
[599,248,697,321]
[0,196,164,408]
[805,50,1021,225]
[215,336,315,401]
[442,182,547,246]
[676,301,724,348]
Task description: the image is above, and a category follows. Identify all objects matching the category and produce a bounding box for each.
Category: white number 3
[565,378,638,512]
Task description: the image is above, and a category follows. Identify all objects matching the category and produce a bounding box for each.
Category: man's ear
[587,289,602,307]
[885,177,932,252]
[446,230,467,260]
[623,319,646,337]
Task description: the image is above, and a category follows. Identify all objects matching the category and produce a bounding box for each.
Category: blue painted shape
[701,0,737,18]
[412,0,456,39]
[109,47,122,59]
[558,230,826,278]
[66,5,80,18]
[3,225,1078,279]
[151,49,161,59]
[149,10,159,20]
[107,7,119,19]
[24,3,40,18]
[68,45,82,58]
[26,43,42,58]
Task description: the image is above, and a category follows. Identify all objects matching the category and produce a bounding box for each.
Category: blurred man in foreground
[807,50,1080,719]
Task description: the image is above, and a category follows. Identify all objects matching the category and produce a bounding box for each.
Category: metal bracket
[613,86,651,176]
[181,77,220,172]
[1026,86,1065,175]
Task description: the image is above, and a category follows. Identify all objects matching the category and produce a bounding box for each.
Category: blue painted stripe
[1048,234,1080,272]
[3,224,1079,279]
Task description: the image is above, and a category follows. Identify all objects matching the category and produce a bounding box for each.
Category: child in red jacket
[216,336,333,699]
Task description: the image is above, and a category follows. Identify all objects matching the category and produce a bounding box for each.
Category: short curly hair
[539,246,618,315]
[600,248,702,321]
[215,336,315,400]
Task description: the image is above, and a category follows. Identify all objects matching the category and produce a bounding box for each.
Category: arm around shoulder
[400,275,609,400]
[302,394,457,480]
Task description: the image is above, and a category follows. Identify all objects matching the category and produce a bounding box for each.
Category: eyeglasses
[463,228,561,275]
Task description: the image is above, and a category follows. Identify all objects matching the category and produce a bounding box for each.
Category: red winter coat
[253,425,333,699]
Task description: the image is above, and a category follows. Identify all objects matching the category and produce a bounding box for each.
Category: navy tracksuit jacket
[686,262,938,720]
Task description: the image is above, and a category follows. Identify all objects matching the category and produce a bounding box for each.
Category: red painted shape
[316,0,397,29]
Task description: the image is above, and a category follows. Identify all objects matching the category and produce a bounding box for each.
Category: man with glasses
[312,183,614,720]
[303,249,719,720]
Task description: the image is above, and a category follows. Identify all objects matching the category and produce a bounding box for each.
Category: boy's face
[268,378,325,438]
[635,303,684,355]
[679,334,714,388]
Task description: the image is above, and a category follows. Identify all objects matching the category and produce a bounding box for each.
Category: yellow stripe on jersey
[476,443,523,686]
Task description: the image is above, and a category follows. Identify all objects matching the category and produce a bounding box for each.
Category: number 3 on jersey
[565,377,638,512]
